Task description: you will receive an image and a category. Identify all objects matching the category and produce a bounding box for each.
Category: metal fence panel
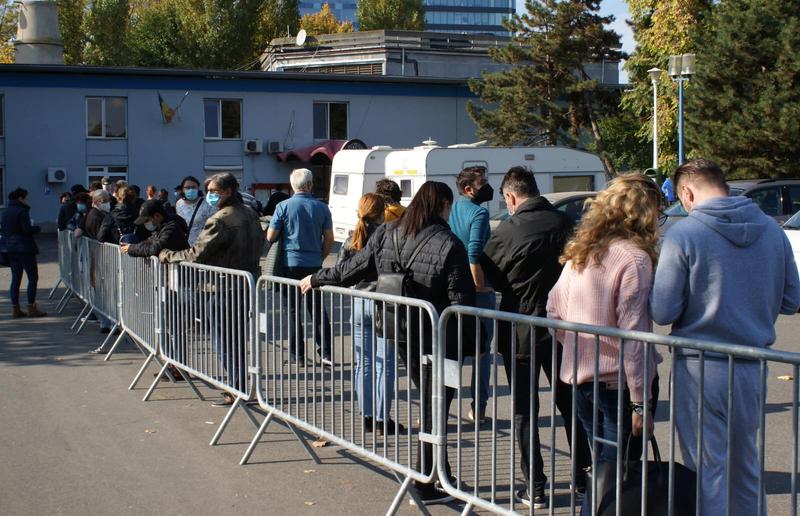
[118,253,160,354]
[83,239,120,324]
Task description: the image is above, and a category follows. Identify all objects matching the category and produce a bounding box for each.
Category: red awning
[276,139,349,163]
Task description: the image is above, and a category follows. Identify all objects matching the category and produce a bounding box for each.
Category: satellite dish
[296,29,307,47]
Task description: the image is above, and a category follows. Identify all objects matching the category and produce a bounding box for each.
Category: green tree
[58,0,87,64]
[686,0,800,179]
[0,0,18,64]
[300,3,354,36]
[621,0,711,174]
[468,0,623,175]
[586,110,651,172]
[357,0,425,31]
[83,0,131,66]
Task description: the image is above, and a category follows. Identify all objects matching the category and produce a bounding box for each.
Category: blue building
[0,65,476,229]
[299,0,513,36]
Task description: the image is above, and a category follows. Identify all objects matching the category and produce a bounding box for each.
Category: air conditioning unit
[268,141,284,154]
[244,139,262,154]
[47,167,67,183]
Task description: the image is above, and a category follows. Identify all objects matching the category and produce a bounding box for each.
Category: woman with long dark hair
[300,181,477,505]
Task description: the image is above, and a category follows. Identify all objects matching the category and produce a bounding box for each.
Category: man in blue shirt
[448,165,494,424]
[661,176,676,203]
[268,168,334,364]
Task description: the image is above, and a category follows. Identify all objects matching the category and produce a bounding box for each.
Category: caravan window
[332,174,349,195]
[553,175,595,192]
[400,179,413,199]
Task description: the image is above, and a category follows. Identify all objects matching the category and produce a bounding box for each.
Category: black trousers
[8,253,38,306]
[501,342,592,492]
[283,266,331,360]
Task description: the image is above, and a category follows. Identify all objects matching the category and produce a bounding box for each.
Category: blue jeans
[8,253,38,306]
[469,291,495,412]
[574,382,632,465]
[353,297,395,421]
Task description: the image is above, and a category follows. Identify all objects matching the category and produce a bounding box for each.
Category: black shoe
[100,327,111,334]
[375,419,406,436]
[516,489,547,509]
[409,482,455,506]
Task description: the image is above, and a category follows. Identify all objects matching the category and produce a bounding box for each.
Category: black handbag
[374,228,442,341]
[589,435,696,516]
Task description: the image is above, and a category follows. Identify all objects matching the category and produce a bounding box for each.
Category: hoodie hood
[690,196,769,247]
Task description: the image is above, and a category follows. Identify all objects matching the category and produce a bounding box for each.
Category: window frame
[203,98,243,141]
[86,96,128,140]
[332,174,349,195]
[0,167,5,208]
[313,101,349,141]
[86,165,129,186]
[0,94,4,138]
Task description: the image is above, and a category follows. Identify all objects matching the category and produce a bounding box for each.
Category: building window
[86,97,127,138]
[0,167,5,208]
[313,102,348,140]
[204,99,242,139]
[0,94,4,137]
[87,166,128,186]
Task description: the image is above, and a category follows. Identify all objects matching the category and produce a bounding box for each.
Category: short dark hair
[674,158,728,192]
[500,166,540,197]
[181,175,201,190]
[89,181,102,192]
[74,192,92,204]
[9,187,28,201]
[131,185,141,197]
[456,166,487,195]
[375,179,402,203]
[208,172,238,192]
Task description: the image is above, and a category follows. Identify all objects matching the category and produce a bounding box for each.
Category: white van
[328,142,607,242]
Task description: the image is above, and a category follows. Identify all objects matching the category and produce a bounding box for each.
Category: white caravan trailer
[328,142,607,242]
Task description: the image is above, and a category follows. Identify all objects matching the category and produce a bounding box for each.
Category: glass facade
[297,0,513,36]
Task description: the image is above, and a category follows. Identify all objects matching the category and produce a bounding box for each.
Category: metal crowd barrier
[75,239,121,353]
[436,305,800,516]
[244,275,443,511]
[50,230,72,303]
[143,261,258,444]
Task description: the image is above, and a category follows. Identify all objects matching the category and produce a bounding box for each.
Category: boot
[12,305,27,318]
[26,304,47,318]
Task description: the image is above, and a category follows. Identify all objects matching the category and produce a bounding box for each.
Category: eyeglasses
[658,209,668,227]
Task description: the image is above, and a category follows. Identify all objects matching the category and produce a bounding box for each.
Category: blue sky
[514,0,635,82]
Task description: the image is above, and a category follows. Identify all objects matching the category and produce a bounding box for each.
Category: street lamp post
[648,67,662,173]
[669,54,696,165]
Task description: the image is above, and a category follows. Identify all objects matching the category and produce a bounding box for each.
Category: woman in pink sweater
[546,174,663,469]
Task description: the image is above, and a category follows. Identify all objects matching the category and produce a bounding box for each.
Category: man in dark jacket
[57,184,87,231]
[1,188,46,317]
[481,167,590,509]
[121,200,189,257]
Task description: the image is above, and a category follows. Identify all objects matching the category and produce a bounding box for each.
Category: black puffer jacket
[312,218,477,357]
[481,196,573,358]
[127,214,190,257]
[99,201,150,244]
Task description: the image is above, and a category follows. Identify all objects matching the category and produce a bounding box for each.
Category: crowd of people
[2,157,798,513]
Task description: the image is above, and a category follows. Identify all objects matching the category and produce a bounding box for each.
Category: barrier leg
[285,423,322,465]
[181,371,205,401]
[103,326,125,360]
[48,279,62,299]
[386,476,432,516]
[143,362,168,401]
[240,402,262,430]
[56,290,71,313]
[239,410,274,464]
[211,396,245,447]
[71,303,90,330]
[129,351,156,390]
[459,502,474,516]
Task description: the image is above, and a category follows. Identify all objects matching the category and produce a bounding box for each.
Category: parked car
[489,191,596,231]
[661,179,800,235]
[783,210,800,268]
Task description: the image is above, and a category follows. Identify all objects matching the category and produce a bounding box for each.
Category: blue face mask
[144,222,158,232]
[206,192,221,207]
[184,188,199,201]
[77,203,87,213]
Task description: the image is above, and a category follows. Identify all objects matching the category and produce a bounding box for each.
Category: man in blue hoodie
[651,159,800,515]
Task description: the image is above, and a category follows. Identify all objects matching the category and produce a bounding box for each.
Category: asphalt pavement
[1,234,799,515]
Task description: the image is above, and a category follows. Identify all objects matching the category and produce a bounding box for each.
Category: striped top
[546,240,661,403]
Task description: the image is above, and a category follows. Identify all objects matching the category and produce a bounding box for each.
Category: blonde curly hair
[560,173,663,270]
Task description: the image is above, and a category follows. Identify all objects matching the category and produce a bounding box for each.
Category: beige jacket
[160,198,265,279]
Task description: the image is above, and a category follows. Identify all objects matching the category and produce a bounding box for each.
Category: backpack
[374,227,443,341]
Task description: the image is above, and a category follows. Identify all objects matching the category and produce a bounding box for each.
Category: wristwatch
[631,403,646,416]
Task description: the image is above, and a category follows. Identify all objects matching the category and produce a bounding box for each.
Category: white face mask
[98,202,111,213]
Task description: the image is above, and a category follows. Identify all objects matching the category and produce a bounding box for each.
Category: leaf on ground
[777,375,794,381]
[144,429,156,434]
[311,438,328,448]
[303,469,316,474]
[205,421,215,425]
[304,501,316,506]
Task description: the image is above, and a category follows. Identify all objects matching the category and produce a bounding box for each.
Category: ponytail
[349,193,385,252]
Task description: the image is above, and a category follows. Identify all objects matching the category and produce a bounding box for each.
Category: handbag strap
[392,227,444,273]
[622,434,663,482]
[187,198,204,231]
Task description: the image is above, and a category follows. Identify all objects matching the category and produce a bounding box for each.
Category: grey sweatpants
[674,357,765,516]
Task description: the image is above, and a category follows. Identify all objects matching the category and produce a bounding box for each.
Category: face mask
[99,202,111,213]
[144,222,157,232]
[473,183,494,204]
[184,188,199,201]
[77,203,87,213]
[206,192,221,207]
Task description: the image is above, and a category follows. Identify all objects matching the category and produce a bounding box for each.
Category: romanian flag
[158,92,175,123]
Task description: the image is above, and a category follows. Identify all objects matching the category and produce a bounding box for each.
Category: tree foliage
[621,0,711,174]
[357,0,425,31]
[58,0,87,64]
[83,0,131,66]
[468,0,623,175]
[686,0,800,179]
[300,3,354,36]
[0,0,17,64]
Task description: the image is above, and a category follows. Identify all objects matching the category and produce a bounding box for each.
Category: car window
[786,186,800,216]
[785,209,800,229]
[748,187,781,217]
[556,198,588,224]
